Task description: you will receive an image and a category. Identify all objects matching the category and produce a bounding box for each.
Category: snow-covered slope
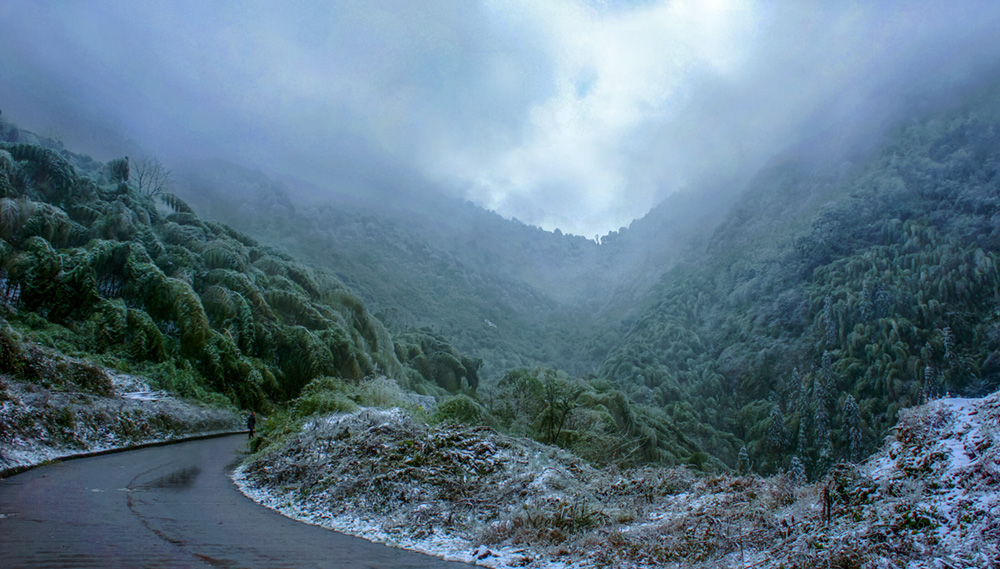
[0,346,240,476]
[235,394,1000,568]
[864,394,1000,567]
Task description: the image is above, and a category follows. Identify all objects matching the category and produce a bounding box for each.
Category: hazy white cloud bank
[2,1,1000,236]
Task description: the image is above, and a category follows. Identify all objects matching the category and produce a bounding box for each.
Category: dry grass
[240,395,1000,568]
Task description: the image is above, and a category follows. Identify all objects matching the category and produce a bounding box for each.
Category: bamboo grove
[0,138,481,411]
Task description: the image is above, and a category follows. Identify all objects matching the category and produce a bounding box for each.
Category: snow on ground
[1,370,241,475]
[236,393,1000,569]
[0,334,244,476]
[866,393,1000,567]
[234,465,560,569]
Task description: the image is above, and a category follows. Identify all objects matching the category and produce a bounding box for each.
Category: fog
[2,1,1000,237]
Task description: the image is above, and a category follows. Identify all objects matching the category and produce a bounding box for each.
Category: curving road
[0,434,476,568]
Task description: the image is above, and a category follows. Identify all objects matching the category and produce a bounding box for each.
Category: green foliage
[599,82,1000,473]
[395,329,481,393]
[1,143,77,204]
[284,376,419,426]
[0,130,430,414]
[0,149,14,197]
[484,367,702,467]
[106,157,129,184]
[432,393,488,426]
[294,378,362,418]
[160,192,194,214]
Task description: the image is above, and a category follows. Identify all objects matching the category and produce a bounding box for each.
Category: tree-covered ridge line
[0,118,685,474]
[172,162,614,379]
[601,81,1000,476]
[0,125,480,411]
[170,158,726,380]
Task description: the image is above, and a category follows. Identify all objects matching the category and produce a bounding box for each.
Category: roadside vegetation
[238,391,1000,568]
[0,323,239,473]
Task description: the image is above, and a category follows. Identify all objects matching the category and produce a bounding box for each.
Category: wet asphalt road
[0,434,475,569]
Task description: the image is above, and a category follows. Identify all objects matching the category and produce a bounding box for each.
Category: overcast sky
[2,1,1000,237]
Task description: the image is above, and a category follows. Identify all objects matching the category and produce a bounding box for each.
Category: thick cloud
[2,1,999,236]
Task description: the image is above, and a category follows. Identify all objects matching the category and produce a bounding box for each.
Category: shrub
[432,393,489,426]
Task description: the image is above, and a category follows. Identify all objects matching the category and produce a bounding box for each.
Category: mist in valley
[5,0,1000,477]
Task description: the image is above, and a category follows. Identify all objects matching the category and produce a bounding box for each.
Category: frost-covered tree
[923,363,938,401]
[843,394,864,462]
[793,366,806,414]
[132,155,171,197]
[874,282,892,319]
[943,326,956,363]
[767,403,785,456]
[859,279,874,323]
[813,355,834,471]
[823,295,837,347]
[789,455,806,485]
[106,156,129,184]
[814,353,835,435]
[737,445,751,475]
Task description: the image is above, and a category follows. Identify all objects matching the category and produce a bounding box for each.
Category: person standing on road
[247,411,256,439]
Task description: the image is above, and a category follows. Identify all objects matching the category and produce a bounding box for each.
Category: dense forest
[4,76,1000,479]
[0,121,482,412]
[600,80,1000,475]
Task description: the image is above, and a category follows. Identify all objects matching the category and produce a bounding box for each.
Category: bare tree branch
[132,155,171,196]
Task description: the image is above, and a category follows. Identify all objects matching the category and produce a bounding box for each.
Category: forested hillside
[0,118,707,473]
[600,80,1000,475]
[171,157,733,380]
[173,164,617,377]
[0,120,481,412]
[5,76,1000,479]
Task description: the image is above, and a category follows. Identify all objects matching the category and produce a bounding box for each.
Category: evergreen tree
[820,351,835,394]
[843,393,864,462]
[767,403,785,456]
[923,363,937,401]
[793,366,807,415]
[789,455,806,485]
[737,445,751,475]
[874,282,892,319]
[823,295,837,347]
[859,279,874,323]
[943,326,956,364]
[813,355,834,472]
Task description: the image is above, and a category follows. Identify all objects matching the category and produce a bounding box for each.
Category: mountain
[599,78,1000,473]
[169,154,740,382]
[6,73,1000,478]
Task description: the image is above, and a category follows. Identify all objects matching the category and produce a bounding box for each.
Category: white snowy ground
[233,409,572,569]
[235,394,1000,569]
[866,394,1000,567]
[1,368,241,475]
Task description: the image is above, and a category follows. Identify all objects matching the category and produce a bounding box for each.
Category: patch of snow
[236,393,1000,569]
[1,377,240,475]
[107,371,152,395]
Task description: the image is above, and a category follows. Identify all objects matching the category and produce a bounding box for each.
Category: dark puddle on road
[143,466,201,489]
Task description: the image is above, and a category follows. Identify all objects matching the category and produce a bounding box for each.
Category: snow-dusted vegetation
[0,335,240,474]
[236,392,1000,568]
